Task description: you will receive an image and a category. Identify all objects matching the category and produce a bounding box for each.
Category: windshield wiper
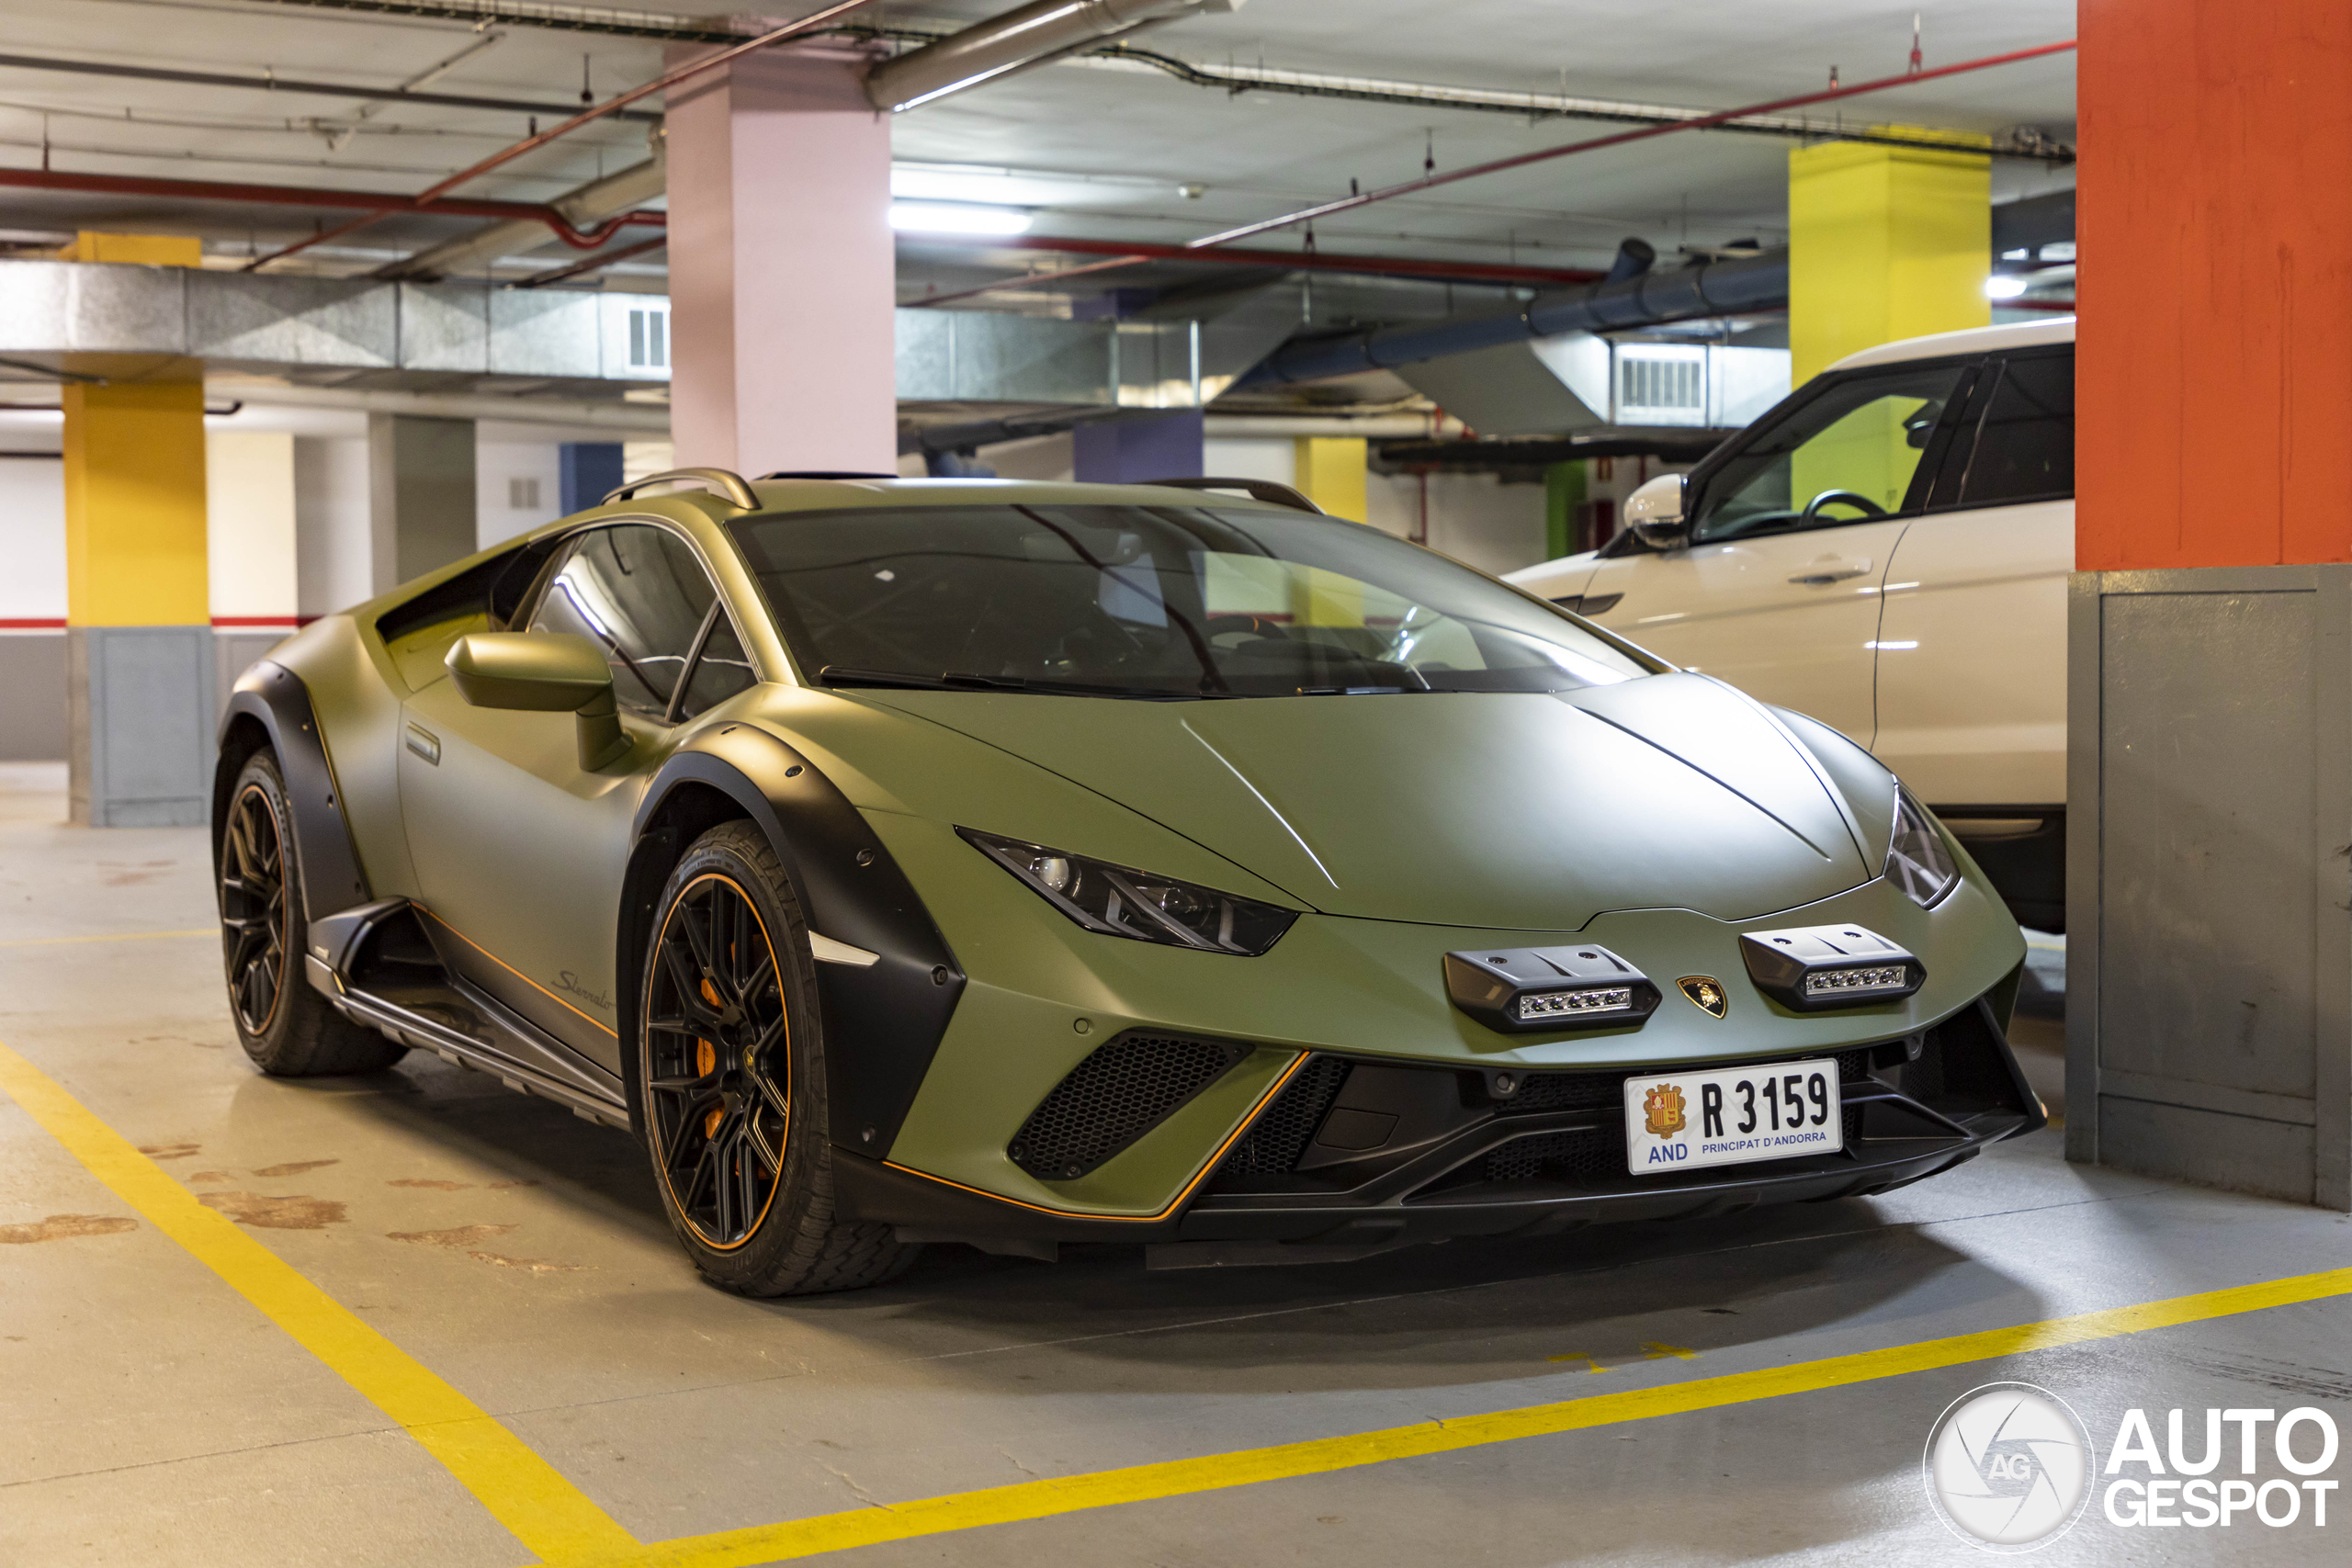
[816,666,1224,700]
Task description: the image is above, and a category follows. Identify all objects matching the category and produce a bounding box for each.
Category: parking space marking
[0,1039,638,1564]
[0,928,211,950]
[563,1261,2352,1568]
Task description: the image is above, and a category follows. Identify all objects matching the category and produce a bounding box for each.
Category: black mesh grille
[1480,1127,1622,1185]
[1007,1032,1249,1181]
[1220,1055,1352,1176]
[1503,1072,1623,1113]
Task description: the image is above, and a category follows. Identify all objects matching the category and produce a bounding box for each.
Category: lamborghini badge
[1678,976,1729,1019]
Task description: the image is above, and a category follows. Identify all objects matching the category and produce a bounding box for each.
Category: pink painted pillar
[663,44,896,475]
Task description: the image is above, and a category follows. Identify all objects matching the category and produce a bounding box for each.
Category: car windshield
[729,503,1658,698]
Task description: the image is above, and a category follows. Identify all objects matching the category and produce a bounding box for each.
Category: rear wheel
[639,821,917,1296]
[220,751,405,1077]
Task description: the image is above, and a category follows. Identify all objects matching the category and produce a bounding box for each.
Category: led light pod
[1442,944,1660,1034]
[1738,924,1925,1012]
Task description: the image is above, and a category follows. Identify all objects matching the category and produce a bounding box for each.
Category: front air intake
[1007,1032,1250,1182]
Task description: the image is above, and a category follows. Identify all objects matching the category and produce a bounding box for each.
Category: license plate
[1623,1058,1843,1175]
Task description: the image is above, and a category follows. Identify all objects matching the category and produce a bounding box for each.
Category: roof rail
[1139,476,1324,514]
[601,467,759,511]
[756,469,896,481]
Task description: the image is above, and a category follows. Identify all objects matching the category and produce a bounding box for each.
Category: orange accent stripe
[413,905,619,1039]
[885,1050,1311,1223]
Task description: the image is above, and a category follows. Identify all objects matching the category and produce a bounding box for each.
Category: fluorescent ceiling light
[892,166,1041,206]
[889,201,1035,236]
[1984,275,2029,299]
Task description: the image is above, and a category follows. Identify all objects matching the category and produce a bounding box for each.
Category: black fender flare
[213,661,372,923]
[620,724,967,1158]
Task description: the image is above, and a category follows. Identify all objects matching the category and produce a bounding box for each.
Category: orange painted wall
[2077,1,2352,570]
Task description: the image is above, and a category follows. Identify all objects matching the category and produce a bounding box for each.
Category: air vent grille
[1007,1032,1249,1182]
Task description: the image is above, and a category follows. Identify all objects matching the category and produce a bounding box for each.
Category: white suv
[1508,318,2074,930]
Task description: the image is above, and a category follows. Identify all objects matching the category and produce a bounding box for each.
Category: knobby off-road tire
[220,751,406,1076]
[638,821,918,1296]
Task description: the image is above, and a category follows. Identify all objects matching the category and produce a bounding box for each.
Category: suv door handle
[1787,558,1871,586]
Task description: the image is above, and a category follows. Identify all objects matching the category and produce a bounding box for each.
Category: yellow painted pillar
[1787,135,1992,385]
[1293,436,1368,523]
[62,231,215,826]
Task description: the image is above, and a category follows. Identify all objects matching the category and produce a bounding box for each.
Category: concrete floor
[4,761,2347,1567]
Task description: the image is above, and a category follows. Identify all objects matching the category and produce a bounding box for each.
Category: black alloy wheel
[644,872,793,1250]
[636,821,914,1294]
[218,750,404,1077]
[220,782,290,1037]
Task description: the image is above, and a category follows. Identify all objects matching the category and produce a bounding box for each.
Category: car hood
[853,673,1876,930]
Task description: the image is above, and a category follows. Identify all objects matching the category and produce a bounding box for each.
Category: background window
[528,525,715,717]
[1693,363,1970,541]
[1958,355,2075,507]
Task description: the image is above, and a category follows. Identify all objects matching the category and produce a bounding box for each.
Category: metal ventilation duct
[1247,249,1788,386]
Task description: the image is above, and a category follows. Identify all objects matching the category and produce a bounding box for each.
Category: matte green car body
[221,476,2032,1252]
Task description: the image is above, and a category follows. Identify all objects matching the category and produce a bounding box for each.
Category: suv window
[1691,361,1972,543]
[528,524,716,717]
[1955,351,2074,507]
[674,615,758,719]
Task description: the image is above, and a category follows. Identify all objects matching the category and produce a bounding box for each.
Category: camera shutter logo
[1923,1382,2096,1551]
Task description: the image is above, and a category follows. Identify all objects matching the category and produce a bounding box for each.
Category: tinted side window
[1691,361,1971,542]
[528,525,715,716]
[1957,352,2075,507]
[676,617,758,719]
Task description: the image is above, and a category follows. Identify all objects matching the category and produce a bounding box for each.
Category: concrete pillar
[559,442,625,513]
[206,430,300,715]
[368,414,476,592]
[61,233,211,826]
[664,44,894,476]
[293,437,372,620]
[2068,0,2352,1207]
[1073,412,1204,484]
[1544,461,1585,559]
[1787,137,1990,384]
[1293,437,1368,522]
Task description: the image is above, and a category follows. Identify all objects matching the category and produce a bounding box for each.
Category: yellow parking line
[0,1040,637,1564]
[0,928,212,949]
[561,1261,2352,1568]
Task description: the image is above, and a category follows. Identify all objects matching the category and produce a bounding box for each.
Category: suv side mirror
[446,633,628,770]
[1624,473,1689,550]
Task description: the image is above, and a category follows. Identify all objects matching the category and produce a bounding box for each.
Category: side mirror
[1624,473,1689,551]
[446,633,628,771]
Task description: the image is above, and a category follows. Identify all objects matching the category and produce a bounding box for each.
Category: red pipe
[0,167,664,250]
[987,233,1600,288]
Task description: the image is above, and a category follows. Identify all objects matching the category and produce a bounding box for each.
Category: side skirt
[304,898,630,1131]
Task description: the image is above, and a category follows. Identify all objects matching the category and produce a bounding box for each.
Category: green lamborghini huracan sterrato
[213,468,2041,1295]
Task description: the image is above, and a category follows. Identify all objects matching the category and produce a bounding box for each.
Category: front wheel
[638,822,917,1296]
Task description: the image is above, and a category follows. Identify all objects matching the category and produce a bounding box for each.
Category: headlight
[1886,787,1958,908]
[961,829,1298,955]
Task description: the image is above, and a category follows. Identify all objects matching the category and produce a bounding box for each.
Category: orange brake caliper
[697,976,723,1138]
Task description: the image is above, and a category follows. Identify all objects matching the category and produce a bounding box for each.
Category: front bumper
[837,989,2044,1264]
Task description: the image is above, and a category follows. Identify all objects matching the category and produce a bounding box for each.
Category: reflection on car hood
[855,673,1875,930]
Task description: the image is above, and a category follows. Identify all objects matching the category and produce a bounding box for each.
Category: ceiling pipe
[0,47,662,122]
[1247,249,1787,385]
[864,0,1243,114]
[0,165,662,246]
[379,152,665,278]
[243,0,886,272]
[931,232,1600,289]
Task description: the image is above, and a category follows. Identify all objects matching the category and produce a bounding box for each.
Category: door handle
[405,723,441,765]
[1787,558,1872,586]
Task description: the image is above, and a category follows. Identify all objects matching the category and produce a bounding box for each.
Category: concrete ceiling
[0,0,2077,309]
